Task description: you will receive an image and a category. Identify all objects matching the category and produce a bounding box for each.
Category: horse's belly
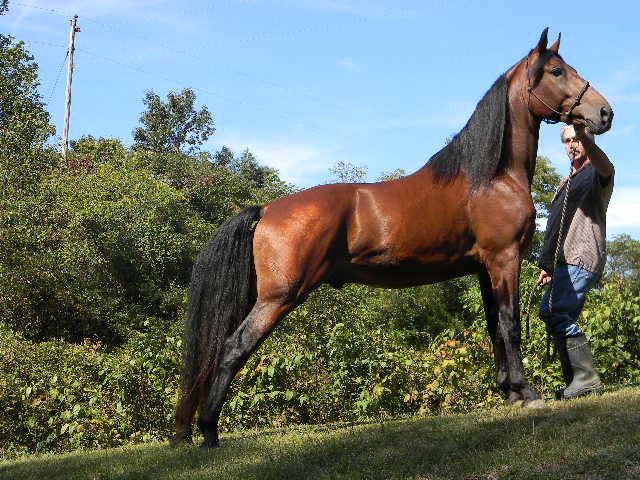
[339,256,480,288]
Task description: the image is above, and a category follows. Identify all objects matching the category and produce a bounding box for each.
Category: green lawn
[2,386,639,480]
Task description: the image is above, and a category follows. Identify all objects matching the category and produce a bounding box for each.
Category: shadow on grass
[2,388,639,480]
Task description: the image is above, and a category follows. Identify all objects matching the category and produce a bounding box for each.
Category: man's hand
[573,124,614,178]
[538,270,552,286]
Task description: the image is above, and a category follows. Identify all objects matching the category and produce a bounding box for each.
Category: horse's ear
[534,27,549,55]
[549,32,561,52]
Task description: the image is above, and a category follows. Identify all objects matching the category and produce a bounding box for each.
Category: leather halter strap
[525,55,590,125]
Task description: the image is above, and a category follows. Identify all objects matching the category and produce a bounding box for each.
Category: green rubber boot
[555,334,603,400]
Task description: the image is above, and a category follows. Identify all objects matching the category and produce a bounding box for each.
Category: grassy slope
[2,386,639,480]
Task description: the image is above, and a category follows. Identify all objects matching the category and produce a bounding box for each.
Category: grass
[1,386,639,480]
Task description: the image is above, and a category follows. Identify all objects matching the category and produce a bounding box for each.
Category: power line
[23,39,67,49]
[73,47,254,110]
[11,1,354,109]
[46,49,68,103]
[11,1,66,16]
[10,4,361,136]
[71,47,336,138]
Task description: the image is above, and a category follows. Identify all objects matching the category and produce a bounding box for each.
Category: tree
[213,145,234,169]
[328,161,367,183]
[0,35,56,195]
[525,156,562,261]
[605,234,640,293]
[377,168,406,181]
[132,88,214,155]
[69,135,127,170]
[531,155,562,219]
[232,149,277,189]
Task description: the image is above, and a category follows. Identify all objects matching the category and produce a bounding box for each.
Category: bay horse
[171,28,613,448]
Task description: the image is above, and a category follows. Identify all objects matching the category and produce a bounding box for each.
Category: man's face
[562,128,587,166]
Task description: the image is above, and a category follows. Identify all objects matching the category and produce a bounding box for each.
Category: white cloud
[607,186,640,229]
[438,100,475,129]
[533,187,640,236]
[213,133,335,187]
[536,217,547,231]
[337,58,356,70]
[599,66,640,105]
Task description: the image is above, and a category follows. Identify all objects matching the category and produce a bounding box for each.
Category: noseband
[525,55,590,125]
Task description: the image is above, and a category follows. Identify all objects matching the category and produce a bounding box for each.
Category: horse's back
[252,175,479,291]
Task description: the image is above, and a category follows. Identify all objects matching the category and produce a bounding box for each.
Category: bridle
[524,54,590,125]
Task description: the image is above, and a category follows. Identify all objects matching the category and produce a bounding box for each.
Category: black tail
[180,205,263,403]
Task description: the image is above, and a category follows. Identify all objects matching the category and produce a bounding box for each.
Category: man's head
[561,124,594,169]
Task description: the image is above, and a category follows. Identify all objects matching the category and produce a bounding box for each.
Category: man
[538,124,614,400]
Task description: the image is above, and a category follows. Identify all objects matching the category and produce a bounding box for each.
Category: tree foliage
[605,234,640,293]
[0,34,56,195]
[132,88,214,155]
[377,168,406,181]
[525,155,563,261]
[531,155,563,219]
[328,161,368,183]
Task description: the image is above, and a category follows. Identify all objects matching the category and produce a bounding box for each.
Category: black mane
[426,75,509,189]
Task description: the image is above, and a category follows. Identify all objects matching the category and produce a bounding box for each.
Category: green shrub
[220,283,499,432]
[582,282,640,383]
[2,262,639,458]
[0,325,182,458]
[0,164,211,343]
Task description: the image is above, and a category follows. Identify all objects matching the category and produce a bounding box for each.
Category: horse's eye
[551,66,563,77]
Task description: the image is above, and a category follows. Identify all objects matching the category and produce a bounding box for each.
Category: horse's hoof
[169,431,193,448]
[524,399,547,409]
[200,439,220,449]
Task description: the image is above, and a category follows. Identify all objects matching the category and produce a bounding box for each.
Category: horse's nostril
[600,106,611,123]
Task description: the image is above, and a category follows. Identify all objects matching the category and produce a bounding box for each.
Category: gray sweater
[539,163,614,276]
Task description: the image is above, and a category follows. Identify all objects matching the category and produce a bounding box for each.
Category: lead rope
[545,151,576,359]
[523,148,576,359]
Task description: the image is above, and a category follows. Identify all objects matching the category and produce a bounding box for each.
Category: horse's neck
[504,78,541,189]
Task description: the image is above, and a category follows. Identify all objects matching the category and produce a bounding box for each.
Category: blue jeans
[538,263,598,338]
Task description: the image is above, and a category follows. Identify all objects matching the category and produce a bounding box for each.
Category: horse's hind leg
[172,387,199,445]
[196,298,292,448]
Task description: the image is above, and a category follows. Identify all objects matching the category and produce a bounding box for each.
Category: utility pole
[62,15,80,161]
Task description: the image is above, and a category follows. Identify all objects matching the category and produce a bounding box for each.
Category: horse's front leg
[484,250,542,406]
[479,271,513,402]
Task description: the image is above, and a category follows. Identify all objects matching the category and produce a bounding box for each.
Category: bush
[0,325,182,458]
[582,282,640,383]
[220,283,500,432]
[462,260,640,396]
[0,163,211,343]
[2,262,639,458]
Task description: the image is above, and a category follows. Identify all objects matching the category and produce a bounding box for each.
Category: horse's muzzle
[585,106,613,135]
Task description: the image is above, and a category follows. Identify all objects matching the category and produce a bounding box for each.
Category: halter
[525,54,590,125]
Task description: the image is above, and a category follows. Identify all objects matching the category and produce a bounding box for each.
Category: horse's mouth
[585,115,613,135]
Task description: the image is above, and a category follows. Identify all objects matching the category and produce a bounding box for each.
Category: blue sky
[2,1,639,238]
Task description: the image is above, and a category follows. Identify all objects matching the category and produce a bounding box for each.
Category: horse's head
[524,28,613,134]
